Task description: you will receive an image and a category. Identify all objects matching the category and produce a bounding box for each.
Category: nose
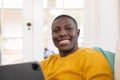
[59,29,67,37]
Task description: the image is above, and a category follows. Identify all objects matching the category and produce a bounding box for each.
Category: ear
[77,29,80,36]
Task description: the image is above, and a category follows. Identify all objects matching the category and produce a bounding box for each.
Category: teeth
[59,40,70,45]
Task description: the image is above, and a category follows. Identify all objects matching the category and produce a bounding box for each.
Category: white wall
[84,0,119,52]
[100,0,119,52]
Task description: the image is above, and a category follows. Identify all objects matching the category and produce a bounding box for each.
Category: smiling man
[41,14,113,80]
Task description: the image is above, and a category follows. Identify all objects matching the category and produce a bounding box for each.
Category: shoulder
[81,48,105,57]
[78,48,109,64]
[40,54,59,68]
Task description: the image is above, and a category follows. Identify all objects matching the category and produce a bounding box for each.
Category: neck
[59,47,78,57]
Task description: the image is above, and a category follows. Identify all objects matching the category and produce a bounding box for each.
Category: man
[41,14,113,80]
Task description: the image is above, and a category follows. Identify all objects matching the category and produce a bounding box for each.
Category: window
[0,0,23,65]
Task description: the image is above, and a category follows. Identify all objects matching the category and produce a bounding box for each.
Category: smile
[59,40,70,45]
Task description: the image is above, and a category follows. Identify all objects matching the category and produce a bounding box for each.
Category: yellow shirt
[41,48,113,80]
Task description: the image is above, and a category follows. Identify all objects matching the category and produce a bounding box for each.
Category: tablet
[0,62,45,80]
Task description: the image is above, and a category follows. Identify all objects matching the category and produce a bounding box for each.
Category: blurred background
[0,0,119,65]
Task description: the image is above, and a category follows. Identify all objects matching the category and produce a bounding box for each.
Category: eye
[66,27,73,31]
[52,28,59,33]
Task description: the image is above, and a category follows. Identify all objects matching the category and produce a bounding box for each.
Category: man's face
[51,17,80,53]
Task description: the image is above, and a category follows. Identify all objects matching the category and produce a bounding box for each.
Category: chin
[59,46,73,52]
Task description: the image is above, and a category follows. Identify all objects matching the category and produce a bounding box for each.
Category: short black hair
[52,14,78,28]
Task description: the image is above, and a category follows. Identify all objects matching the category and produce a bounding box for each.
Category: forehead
[52,17,76,27]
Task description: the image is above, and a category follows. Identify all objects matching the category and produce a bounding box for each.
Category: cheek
[52,33,56,37]
[71,32,77,37]
[72,33,79,42]
[52,34,57,42]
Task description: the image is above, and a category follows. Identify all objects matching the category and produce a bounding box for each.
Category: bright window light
[0,0,23,8]
[56,0,63,8]
[49,9,63,16]
[64,0,84,8]
[43,0,47,8]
